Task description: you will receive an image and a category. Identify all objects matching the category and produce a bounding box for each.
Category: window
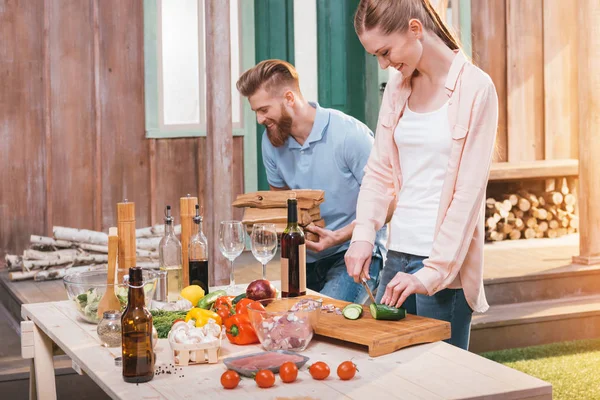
[144,0,244,138]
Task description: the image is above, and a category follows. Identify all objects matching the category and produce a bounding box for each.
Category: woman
[345,0,498,350]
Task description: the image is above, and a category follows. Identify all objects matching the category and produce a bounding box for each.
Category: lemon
[180,285,205,306]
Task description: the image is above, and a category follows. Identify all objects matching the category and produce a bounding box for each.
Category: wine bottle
[280,193,306,297]
[189,204,209,294]
[121,267,155,383]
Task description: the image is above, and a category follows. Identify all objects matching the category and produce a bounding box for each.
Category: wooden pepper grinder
[180,195,198,287]
[117,200,136,283]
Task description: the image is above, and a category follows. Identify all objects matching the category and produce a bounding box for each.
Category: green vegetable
[150,310,188,338]
[197,290,227,309]
[369,303,406,321]
[232,292,246,305]
[342,304,363,320]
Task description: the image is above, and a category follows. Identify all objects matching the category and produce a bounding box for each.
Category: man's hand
[380,272,428,308]
[304,225,339,252]
[344,241,374,283]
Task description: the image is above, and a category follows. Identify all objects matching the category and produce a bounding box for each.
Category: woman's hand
[344,241,374,283]
[381,272,428,307]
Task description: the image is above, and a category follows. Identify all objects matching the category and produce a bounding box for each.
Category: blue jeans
[307,247,383,304]
[376,251,473,350]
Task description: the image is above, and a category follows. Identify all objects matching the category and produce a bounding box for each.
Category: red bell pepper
[224,314,259,345]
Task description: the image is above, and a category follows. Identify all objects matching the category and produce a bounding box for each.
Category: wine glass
[218,221,246,294]
[251,223,278,280]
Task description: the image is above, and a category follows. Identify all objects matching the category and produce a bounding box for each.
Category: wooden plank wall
[0,0,245,258]
[471,0,578,165]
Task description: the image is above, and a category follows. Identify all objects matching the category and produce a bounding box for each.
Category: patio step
[470,294,600,353]
[484,263,600,305]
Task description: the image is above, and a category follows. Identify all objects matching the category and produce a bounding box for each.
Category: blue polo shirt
[262,103,387,263]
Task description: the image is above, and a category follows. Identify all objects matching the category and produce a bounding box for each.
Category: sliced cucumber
[369,303,406,321]
[342,304,363,320]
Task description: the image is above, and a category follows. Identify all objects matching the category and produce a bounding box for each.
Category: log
[519,191,540,208]
[505,194,519,207]
[564,193,576,206]
[567,226,576,235]
[565,204,575,214]
[542,191,564,205]
[557,228,568,237]
[547,229,558,239]
[136,224,182,238]
[569,216,579,229]
[537,221,549,233]
[490,231,505,241]
[526,217,538,228]
[233,190,325,210]
[514,209,525,219]
[5,254,22,269]
[78,243,158,258]
[535,230,545,239]
[486,217,498,230]
[30,235,73,249]
[498,223,513,235]
[22,249,80,261]
[514,218,525,231]
[518,197,531,212]
[486,197,496,209]
[531,207,548,220]
[538,196,546,207]
[22,254,108,271]
[53,226,108,245]
[509,230,522,240]
[549,220,560,230]
[560,177,570,195]
[136,237,162,251]
[524,228,537,239]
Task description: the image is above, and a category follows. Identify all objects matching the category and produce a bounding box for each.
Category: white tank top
[389,101,453,256]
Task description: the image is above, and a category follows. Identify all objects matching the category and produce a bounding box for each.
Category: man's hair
[236,59,301,97]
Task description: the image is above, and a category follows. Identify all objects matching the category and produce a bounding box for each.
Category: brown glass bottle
[121,267,155,383]
[280,195,306,297]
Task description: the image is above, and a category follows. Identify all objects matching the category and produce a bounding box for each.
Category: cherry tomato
[337,361,357,380]
[172,319,185,326]
[309,361,330,380]
[279,361,298,383]
[255,369,276,388]
[220,370,240,389]
[235,298,254,315]
[248,300,266,312]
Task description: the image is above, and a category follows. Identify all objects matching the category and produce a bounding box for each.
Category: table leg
[31,323,57,400]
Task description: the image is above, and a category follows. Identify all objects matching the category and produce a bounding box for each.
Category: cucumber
[369,303,406,321]
[231,292,247,305]
[196,290,227,309]
[342,304,363,320]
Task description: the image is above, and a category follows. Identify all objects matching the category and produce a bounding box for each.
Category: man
[236,59,388,304]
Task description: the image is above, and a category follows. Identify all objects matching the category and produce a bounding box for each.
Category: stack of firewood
[4,225,179,282]
[485,187,578,242]
[233,190,325,242]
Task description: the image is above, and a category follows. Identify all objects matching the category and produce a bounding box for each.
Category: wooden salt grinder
[180,195,198,287]
[117,201,136,283]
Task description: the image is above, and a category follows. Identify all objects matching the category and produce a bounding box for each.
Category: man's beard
[265,106,293,148]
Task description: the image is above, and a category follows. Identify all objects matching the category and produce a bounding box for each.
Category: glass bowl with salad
[246,298,322,352]
[63,268,157,324]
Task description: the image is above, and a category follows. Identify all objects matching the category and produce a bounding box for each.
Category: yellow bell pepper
[184,307,222,327]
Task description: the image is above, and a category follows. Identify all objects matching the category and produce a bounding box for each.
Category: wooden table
[20,287,552,400]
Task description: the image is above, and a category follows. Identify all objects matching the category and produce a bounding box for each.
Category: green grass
[482,338,600,400]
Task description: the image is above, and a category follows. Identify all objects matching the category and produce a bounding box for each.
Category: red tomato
[337,361,357,380]
[309,361,330,380]
[279,361,298,383]
[255,369,275,388]
[220,370,240,389]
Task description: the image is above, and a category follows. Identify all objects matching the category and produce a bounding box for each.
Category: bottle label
[299,243,306,292]
[281,257,289,293]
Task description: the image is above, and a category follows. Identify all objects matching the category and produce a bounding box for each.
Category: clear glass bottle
[158,205,183,302]
[189,204,209,294]
[97,310,122,347]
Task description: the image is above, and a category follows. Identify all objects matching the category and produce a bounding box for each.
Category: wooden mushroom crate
[169,339,221,366]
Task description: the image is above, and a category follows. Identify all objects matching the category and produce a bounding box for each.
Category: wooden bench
[489,159,578,181]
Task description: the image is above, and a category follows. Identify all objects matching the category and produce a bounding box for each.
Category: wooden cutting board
[301,295,451,357]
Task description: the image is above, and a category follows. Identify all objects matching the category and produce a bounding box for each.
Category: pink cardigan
[351,51,498,313]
